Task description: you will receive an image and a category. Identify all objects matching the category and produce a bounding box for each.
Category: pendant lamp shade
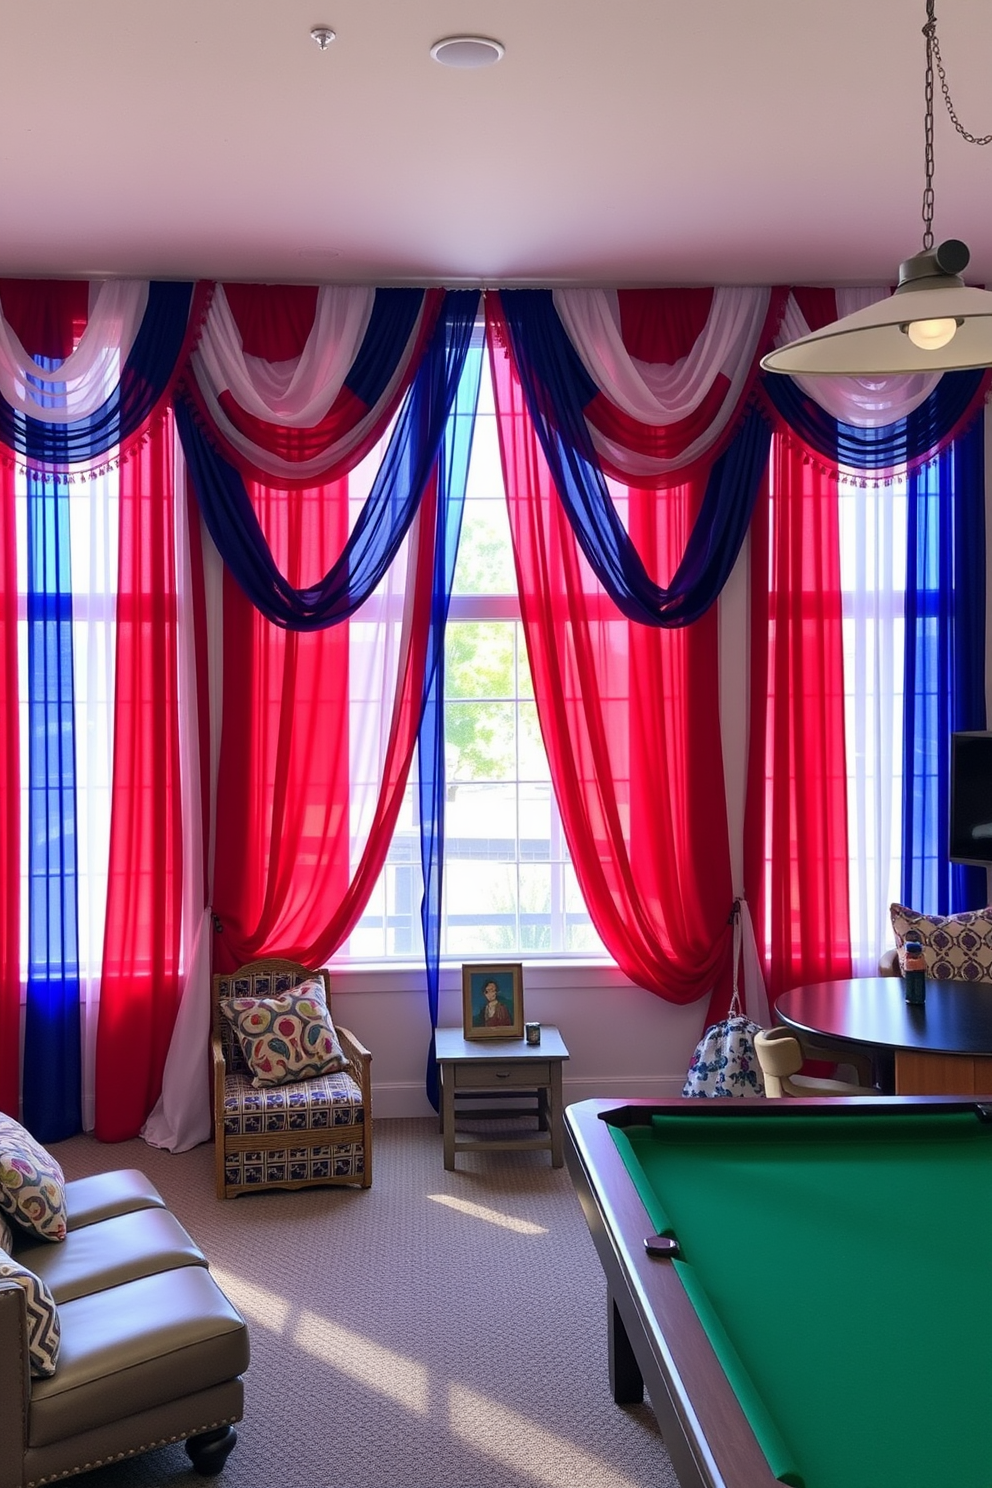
[763,1,992,378]
[761,284,992,375]
[762,240,992,375]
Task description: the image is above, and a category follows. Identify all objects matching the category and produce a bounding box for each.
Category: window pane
[446,701,517,782]
[446,621,515,700]
[444,860,519,955]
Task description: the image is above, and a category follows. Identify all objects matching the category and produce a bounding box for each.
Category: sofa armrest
[878,947,902,977]
[0,1278,30,1488]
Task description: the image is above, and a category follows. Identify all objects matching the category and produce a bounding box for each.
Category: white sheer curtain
[143,431,213,1151]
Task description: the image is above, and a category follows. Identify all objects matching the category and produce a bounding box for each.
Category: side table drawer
[454,1061,551,1089]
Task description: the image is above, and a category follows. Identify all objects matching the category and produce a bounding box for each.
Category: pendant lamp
[761,1,992,376]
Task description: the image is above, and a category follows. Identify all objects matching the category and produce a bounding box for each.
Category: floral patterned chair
[212,958,372,1200]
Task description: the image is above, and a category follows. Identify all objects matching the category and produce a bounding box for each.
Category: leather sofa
[0,1168,249,1488]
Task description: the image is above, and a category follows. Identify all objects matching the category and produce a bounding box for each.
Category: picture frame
[461,963,524,1040]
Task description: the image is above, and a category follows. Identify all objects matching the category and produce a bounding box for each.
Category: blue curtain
[763,369,986,471]
[176,289,481,630]
[901,414,987,914]
[419,333,483,1110]
[0,282,196,464]
[22,363,81,1139]
[497,290,770,626]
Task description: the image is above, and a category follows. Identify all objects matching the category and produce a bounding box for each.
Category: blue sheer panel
[420,333,483,1110]
[23,428,81,1139]
[763,368,986,471]
[901,416,987,914]
[177,290,481,631]
[0,282,195,464]
[498,290,769,625]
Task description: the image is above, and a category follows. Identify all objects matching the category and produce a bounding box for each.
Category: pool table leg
[608,1292,644,1405]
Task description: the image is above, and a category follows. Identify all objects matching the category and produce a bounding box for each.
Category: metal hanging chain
[922,1,992,252]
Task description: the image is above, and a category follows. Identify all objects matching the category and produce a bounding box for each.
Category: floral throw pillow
[221,978,350,1089]
[889,903,992,983]
[0,1246,61,1376]
[0,1115,67,1242]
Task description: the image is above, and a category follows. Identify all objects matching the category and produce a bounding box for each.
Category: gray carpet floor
[49,1118,677,1488]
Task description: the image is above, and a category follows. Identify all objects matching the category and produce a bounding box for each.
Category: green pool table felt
[612,1110,992,1488]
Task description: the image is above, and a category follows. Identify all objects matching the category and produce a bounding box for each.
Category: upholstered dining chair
[212,958,372,1200]
[755,1027,879,1099]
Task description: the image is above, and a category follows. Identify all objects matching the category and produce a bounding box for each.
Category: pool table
[565,1097,992,1488]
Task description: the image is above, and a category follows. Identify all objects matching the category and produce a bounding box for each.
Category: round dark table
[774,976,992,1095]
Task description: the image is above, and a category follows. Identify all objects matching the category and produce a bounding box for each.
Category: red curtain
[744,431,853,1003]
[0,459,19,1115]
[211,478,436,972]
[203,284,439,972]
[489,332,734,1007]
[95,415,184,1139]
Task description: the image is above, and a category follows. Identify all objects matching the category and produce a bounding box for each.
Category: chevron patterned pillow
[0,1247,61,1376]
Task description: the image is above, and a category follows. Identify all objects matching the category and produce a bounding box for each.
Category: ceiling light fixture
[310,26,336,51]
[762,0,992,376]
[430,36,505,69]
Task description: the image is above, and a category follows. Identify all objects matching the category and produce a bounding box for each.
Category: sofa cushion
[221,978,349,1088]
[28,1267,249,1448]
[14,1206,208,1304]
[0,1246,61,1377]
[0,1114,67,1242]
[64,1169,166,1231]
[889,903,992,982]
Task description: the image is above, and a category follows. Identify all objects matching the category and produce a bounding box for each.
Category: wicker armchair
[212,958,372,1200]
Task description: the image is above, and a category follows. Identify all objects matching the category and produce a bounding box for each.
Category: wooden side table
[435,1026,570,1170]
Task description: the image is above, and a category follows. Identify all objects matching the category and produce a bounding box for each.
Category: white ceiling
[3,0,992,287]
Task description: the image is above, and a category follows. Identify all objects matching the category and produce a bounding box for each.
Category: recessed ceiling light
[310,26,336,51]
[430,36,504,69]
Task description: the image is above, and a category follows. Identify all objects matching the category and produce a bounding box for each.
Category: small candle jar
[525,1022,541,1045]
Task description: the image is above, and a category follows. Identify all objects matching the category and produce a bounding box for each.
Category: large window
[343,354,605,962]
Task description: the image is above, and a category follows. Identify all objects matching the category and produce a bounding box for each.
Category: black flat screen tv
[949,731,992,866]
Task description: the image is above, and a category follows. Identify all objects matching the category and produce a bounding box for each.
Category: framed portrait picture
[461,963,524,1040]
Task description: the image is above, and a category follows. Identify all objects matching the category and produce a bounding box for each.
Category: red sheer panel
[95,416,184,1139]
[0,280,89,360]
[489,328,734,1005]
[212,476,351,967]
[744,432,852,1002]
[0,462,19,1114]
[222,284,319,360]
[616,288,715,361]
[210,479,435,972]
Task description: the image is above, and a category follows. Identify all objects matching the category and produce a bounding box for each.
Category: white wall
[330,961,711,1118]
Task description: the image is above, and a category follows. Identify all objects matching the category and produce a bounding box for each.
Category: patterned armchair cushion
[0,1114,67,1242]
[0,1246,61,1376]
[221,978,349,1088]
[889,903,992,983]
[221,1067,364,1137]
[221,1065,366,1191]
